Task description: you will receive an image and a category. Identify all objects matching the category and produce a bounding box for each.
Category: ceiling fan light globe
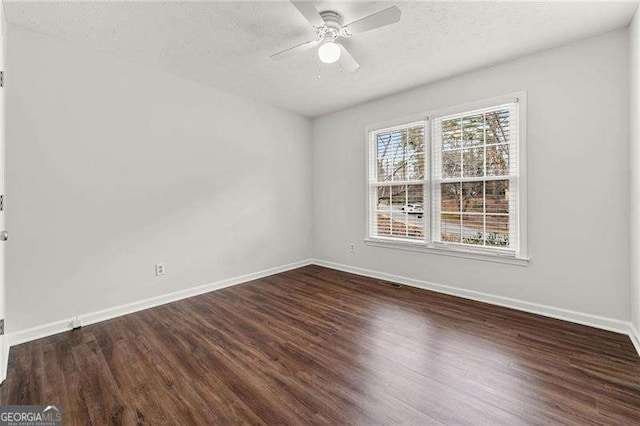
[318,42,341,64]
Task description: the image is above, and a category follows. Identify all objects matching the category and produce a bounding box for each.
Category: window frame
[367,119,429,243]
[364,92,528,266]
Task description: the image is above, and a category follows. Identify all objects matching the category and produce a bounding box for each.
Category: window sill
[364,238,529,266]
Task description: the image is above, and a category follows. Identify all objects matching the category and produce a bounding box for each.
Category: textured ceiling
[4,1,637,117]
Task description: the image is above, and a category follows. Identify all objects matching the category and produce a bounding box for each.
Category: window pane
[391,212,408,237]
[463,147,484,177]
[391,155,407,181]
[377,186,391,211]
[462,113,484,147]
[406,153,424,180]
[485,109,510,145]
[486,180,509,214]
[376,146,393,182]
[389,185,408,238]
[407,184,423,208]
[462,214,484,245]
[376,212,391,236]
[390,185,406,208]
[377,129,406,182]
[462,182,483,213]
[442,119,461,150]
[486,144,509,177]
[376,133,393,181]
[441,214,461,243]
[442,150,461,178]
[406,184,424,239]
[407,125,425,155]
[389,185,408,236]
[376,131,392,156]
[486,215,509,247]
[407,222,423,239]
[441,182,460,213]
[377,157,393,181]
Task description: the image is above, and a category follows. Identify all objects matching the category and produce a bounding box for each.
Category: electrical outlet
[349,243,355,253]
[155,263,165,276]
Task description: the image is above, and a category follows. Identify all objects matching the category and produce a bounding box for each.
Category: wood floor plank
[1,265,639,425]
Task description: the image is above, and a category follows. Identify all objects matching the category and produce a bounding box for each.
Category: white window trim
[365,92,529,266]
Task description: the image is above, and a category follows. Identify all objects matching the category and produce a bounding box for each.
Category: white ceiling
[4,1,637,117]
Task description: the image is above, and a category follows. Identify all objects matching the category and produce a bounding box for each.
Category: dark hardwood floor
[2,265,639,424]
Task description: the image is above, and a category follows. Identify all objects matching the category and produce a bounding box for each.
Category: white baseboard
[312,259,638,344]
[7,258,313,348]
[630,323,640,357]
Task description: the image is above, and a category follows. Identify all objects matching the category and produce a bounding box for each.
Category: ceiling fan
[270,1,402,72]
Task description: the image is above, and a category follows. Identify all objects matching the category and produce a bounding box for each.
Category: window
[367,94,526,262]
[369,122,427,241]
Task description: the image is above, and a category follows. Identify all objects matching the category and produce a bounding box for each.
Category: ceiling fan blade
[343,6,401,36]
[271,40,317,61]
[291,1,325,28]
[340,44,360,72]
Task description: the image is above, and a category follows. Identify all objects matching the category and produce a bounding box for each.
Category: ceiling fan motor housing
[318,11,345,41]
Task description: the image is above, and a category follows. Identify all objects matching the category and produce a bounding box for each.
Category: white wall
[313,29,630,321]
[4,23,634,337]
[631,11,640,333]
[5,26,312,333]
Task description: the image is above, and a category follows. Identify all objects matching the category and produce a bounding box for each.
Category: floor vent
[380,280,403,289]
